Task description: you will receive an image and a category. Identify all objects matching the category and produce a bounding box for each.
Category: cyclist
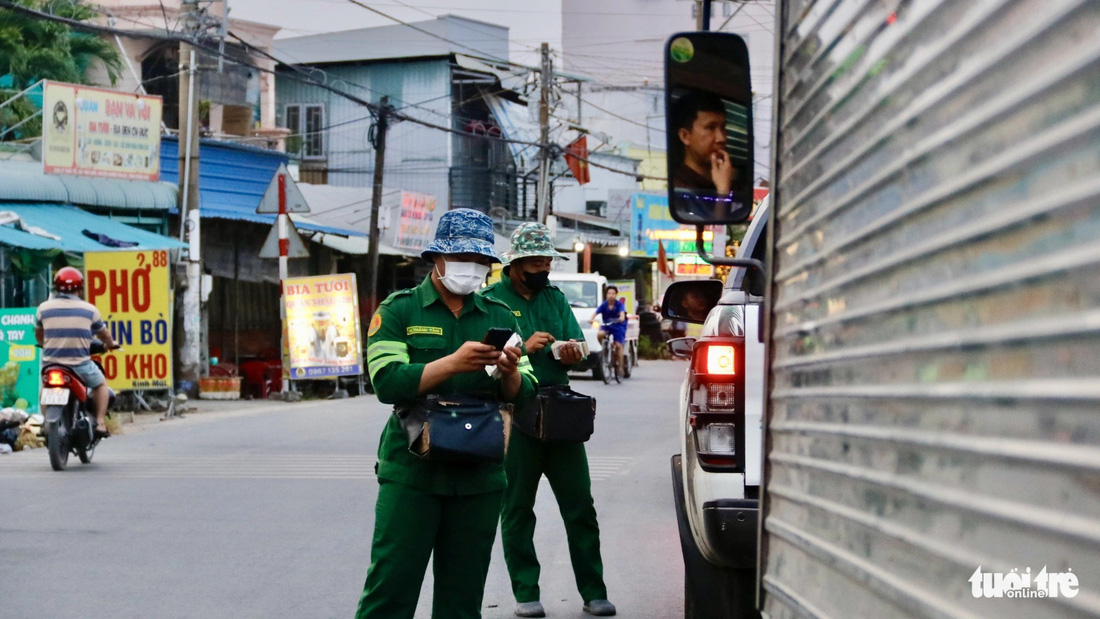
[34,267,118,437]
[592,286,627,376]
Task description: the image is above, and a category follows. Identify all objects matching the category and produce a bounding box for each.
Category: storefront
[158,137,364,372]
[0,157,186,309]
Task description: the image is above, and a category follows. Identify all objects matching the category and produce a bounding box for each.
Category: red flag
[657,240,673,279]
[564,136,591,185]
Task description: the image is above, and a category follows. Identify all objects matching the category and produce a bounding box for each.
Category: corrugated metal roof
[0,160,177,209]
[0,203,186,251]
[160,137,359,237]
[274,15,509,65]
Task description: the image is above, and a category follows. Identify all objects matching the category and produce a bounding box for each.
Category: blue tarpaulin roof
[160,137,362,237]
[0,203,187,251]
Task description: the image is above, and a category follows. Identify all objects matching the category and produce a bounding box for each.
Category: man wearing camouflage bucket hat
[482,222,617,617]
[356,208,538,618]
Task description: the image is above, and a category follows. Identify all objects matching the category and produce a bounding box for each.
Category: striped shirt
[36,294,105,366]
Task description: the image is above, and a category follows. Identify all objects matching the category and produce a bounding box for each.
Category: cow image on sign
[256,164,310,214]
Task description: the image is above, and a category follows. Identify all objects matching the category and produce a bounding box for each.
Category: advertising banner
[0,309,41,413]
[630,193,717,258]
[394,191,438,252]
[284,274,363,379]
[85,250,173,391]
[675,255,715,277]
[610,280,636,315]
[42,81,163,181]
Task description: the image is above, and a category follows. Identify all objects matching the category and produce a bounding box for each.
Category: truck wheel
[673,455,759,619]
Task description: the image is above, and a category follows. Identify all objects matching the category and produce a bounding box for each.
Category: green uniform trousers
[500,431,608,603]
[356,480,504,619]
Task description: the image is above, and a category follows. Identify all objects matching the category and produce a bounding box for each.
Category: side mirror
[661,279,724,324]
[667,337,696,360]
[665,32,754,226]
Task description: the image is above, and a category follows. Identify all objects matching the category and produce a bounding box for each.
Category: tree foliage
[0,0,123,140]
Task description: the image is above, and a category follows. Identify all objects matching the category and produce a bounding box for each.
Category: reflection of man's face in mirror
[673,91,734,196]
[681,289,711,322]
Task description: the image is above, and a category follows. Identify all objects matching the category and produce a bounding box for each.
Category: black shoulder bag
[395,394,513,463]
[514,384,596,442]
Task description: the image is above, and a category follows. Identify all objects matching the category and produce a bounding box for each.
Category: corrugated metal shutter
[763,0,1100,617]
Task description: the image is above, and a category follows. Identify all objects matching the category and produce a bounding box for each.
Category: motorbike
[40,341,117,471]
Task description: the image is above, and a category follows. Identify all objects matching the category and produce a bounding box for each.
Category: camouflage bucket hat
[421,208,501,262]
[501,222,569,263]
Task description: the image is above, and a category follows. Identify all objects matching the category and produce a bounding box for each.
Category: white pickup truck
[663,198,768,618]
[548,272,639,381]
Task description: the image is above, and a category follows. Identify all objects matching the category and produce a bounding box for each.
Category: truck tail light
[695,422,738,466]
[689,338,743,470]
[697,344,736,375]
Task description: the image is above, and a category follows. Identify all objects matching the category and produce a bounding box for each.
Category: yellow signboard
[84,251,173,390]
[42,81,163,181]
[610,280,636,315]
[283,274,364,379]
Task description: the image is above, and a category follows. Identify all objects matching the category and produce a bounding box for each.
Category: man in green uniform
[356,209,537,619]
[483,223,617,618]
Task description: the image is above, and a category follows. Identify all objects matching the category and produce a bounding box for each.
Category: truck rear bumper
[702,498,759,570]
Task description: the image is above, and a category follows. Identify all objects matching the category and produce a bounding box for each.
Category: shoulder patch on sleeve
[367,313,383,336]
[379,288,414,307]
[482,295,514,312]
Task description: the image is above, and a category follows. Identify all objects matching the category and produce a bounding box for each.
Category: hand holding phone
[482,327,515,351]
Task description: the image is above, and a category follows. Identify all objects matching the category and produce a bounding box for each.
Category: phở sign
[84,250,173,390]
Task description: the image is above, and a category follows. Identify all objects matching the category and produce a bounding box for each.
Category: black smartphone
[482,327,514,351]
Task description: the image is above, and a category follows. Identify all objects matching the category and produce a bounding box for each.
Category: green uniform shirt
[366,275,537,495]
[482,271,587,387]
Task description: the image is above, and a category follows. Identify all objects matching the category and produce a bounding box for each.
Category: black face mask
[521,269,551,291]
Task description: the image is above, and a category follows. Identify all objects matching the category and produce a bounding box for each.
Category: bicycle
[598,322,624,385]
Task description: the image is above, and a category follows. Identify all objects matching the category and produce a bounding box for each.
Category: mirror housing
[666,337,696,360]
[665,32,754,226]
[661,279,724,324]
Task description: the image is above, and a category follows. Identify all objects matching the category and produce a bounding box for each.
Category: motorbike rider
[34,267,117,436]
[592,286,627,374]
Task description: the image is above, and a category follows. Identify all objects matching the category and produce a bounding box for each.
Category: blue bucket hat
[421,208,501,263]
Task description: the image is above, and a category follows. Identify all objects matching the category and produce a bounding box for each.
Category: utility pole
[696,0,713,31]
[536,43,552,224]
[367,97,390,312]
[177,0,203,394]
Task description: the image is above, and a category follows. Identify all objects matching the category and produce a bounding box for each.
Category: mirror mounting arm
[695,225,763,270]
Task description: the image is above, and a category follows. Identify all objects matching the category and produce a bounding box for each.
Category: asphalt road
[0,359,688,619]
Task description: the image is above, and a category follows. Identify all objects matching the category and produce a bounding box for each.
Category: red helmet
[54,267,84,293]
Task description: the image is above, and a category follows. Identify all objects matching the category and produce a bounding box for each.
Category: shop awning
[553,211,628,233]
[0,203,187,252]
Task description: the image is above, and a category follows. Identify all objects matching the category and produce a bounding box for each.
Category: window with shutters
[283,104,324,160]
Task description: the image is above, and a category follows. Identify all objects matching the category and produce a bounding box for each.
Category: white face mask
[437,260,490,295]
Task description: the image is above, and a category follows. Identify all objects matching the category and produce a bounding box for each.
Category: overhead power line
[0,0,661,183]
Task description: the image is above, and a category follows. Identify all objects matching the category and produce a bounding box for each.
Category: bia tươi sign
[283,274,364,379]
